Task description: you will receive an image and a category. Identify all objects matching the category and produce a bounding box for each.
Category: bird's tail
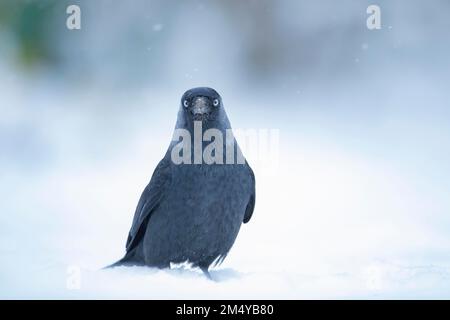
[103,256,128,269]
[103,247,145,269]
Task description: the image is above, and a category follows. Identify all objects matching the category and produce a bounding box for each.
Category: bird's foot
[200,266,215,281]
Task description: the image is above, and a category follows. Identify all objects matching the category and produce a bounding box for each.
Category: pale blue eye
[183,100,189,108]
[213,99,219,107]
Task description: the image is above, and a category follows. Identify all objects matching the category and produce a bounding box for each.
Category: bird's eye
[183,100,189,108]
[213,99,219,107]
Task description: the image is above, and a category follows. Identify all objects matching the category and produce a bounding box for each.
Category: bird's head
[180,87,223,122]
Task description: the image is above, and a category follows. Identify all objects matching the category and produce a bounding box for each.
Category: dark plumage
[109,87,255,278]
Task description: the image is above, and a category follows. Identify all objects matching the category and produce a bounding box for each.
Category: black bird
[109,87,255,278]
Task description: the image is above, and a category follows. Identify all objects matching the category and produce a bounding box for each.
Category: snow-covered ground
[1,60,450,299]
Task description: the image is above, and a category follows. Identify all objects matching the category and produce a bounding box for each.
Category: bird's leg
[200,266,213,280]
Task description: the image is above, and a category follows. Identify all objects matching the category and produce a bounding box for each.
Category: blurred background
[1,0,450,298]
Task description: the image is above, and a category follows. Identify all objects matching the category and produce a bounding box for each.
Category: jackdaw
[109,87,255,278]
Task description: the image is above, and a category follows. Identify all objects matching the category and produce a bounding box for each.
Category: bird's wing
[243,163,255,223]
[125,158,171,251]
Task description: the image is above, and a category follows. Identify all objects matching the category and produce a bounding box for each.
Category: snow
[1,75,450,298]
[1,0,450,297]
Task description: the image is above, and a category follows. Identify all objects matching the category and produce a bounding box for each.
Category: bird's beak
[191,96,212,116]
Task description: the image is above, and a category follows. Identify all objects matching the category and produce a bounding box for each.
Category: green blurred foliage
[0,0,61,68]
